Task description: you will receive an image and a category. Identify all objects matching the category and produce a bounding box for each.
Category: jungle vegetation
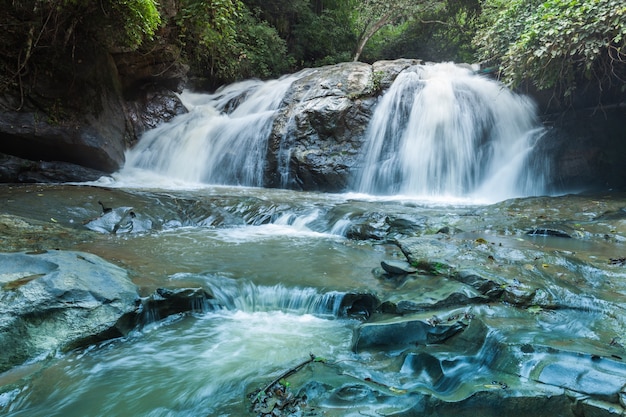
[1,0,624,99]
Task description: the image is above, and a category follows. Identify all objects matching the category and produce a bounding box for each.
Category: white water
[116,62,550,203]
[3,310,354,417]
[123,75,302,186]
[356,63,549,200]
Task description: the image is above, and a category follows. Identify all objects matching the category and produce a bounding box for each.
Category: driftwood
[251,353,320,408]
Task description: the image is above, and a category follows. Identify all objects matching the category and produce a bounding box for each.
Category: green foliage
[243,0,310,38]
[352,0,446,61]
[241,0,355,69]
[291,7,356,67]
[476,0,626,97]
[176,0,244,81]
[234,10,292,79]
[108,0,161,48]
[177,0,291,84]
[373,0,480,63]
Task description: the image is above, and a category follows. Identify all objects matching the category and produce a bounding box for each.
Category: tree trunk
[352,13,393,62]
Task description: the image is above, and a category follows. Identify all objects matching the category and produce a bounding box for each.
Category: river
[1,182,626,416]
[1,62,626,416]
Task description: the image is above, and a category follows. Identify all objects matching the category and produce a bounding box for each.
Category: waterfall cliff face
[355,63,549,200]
[121,61,550,201]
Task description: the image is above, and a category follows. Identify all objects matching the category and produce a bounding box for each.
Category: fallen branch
[251,353,320,408]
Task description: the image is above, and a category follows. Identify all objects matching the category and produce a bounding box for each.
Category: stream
[1,182,626,416]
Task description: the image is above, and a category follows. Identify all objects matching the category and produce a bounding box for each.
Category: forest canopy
[1,0,624,99]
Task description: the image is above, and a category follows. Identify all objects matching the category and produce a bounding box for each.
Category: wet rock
[352,317,466,352]
[0,48,128,174]
[540,106,626,192]
[395,236,459,275]
[420,390,577,417]
[372,59,422,90]
[344,211,390,240]
[0,250,140,372]
[381,260,417,275]
[385,215,428,236]
[386,292,489,314]
[453,270,504,298]
[519,347,626,404]
[527,226,573,238]
[0,153,105,183]
[0,213,96,252]
[576,398,625,417]
[337,292,380,320]
[266,61,377,191]
[84,205,151,234]
[124,89,186,139]
[141,287,214,323]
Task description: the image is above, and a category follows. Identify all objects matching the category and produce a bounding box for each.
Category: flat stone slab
[381,260,417,275]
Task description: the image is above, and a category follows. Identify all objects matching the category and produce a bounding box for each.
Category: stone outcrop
[0,152,106,183]
[539,105,626,192]
[0,247,223,372]
[0,37,186,182]
[0,250,140,372]
[266,60,420,192]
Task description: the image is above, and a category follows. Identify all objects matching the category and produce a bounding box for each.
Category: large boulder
[0,153,106,183]
[266,60,420,192]
[0,250,140,372]
[539,106,626,192]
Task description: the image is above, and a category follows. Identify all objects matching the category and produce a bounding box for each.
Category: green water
[2,184,626,416]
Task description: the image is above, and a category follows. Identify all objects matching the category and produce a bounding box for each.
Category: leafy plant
[476,0,626,98]
[1,0,161,107]
[176,0,244,79]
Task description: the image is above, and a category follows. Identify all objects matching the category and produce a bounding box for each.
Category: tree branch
[251,353,319,407]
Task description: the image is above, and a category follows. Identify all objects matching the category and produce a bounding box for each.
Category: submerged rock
[0,250,140,372]
[526,226,572,238]
[352,316,467,352]
[381,260,417,275]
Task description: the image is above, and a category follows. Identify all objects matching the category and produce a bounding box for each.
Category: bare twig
[251,353,319,407]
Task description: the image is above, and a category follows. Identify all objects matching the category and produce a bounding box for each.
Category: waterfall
[355,63,549,200]
[122,74,302,186]
[120,62,549,201]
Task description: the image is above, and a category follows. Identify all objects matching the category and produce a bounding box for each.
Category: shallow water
[3,311,355,417]
[2,183,626,416]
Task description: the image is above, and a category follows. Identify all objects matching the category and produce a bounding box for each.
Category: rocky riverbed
[1,184,626,416]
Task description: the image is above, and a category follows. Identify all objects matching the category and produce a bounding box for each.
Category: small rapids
[2,309,354,417]
[195,274,346,316]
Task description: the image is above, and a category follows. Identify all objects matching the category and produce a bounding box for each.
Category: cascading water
[120,62,550,201]
[122,74,302,186]
[191,273,346,316]
[355,63,549,200]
